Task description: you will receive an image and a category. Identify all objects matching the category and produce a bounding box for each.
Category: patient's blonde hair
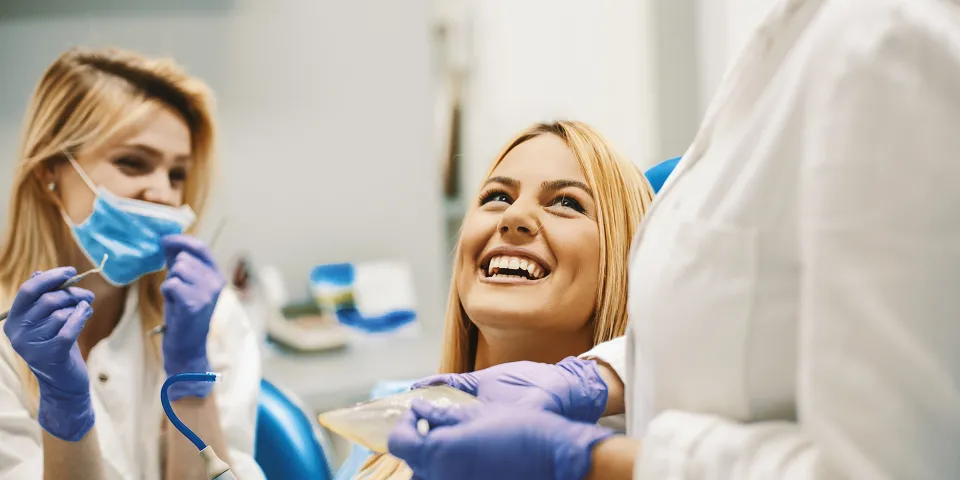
[0,47,217,406]
[359,121,655,479]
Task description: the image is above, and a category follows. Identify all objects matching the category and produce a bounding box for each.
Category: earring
[47,182,56,191]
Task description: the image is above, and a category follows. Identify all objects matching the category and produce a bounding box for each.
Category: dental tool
[0,254,108,321]
[161,372,236,480]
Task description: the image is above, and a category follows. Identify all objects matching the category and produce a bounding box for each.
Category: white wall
[0,0,445,325]
[454,0,705,194]
[696,0,777,116]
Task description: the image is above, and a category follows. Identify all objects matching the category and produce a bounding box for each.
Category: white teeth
[484,254,548,279]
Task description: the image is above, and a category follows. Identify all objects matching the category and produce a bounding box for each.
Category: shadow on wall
[0,0,235,18]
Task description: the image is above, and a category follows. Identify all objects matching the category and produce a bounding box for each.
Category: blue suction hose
[161,372,235,479]
[161,372,219,450]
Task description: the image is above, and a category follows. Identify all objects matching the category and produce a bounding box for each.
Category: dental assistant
[0,48,264,480]
[387,0,960,479]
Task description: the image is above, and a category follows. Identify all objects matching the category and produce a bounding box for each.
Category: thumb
[410,399,476,428]
[411,372,479,396]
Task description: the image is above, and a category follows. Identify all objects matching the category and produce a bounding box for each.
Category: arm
[164,395,232,479]
[160,237,263,479]
[162,288,264,480]
[636,5,960,479]
[1,269,102,479]
[42,429,105,480]
[585,436,639,480]
[0,340,105,480]
[579,337,626,416]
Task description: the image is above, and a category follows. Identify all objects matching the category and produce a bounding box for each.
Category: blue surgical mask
[62,155,196,286]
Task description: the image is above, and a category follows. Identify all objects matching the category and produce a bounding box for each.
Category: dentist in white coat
[386,0,960,479]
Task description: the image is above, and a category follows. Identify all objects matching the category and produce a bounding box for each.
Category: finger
[24,305,77,342]
[11,267,77,311]
[411,373,479,396]
[58,301,92,343]
[161,235,216,267]
[168,251,214,285]
[161,276,188,305]
[410,399,475,428]
[28,289,94,321]
[387,409,427,466]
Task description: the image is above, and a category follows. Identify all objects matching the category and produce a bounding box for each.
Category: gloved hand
[389,400,615,480]
[3,268,96,441]
[160,235,225,400]
[412,357,609,424]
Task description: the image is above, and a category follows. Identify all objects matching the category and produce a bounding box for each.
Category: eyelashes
[478,188,587,214]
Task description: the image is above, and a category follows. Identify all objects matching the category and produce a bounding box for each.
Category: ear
[32,160,58,187]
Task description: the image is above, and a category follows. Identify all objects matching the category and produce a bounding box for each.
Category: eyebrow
[120,143,191,163]
[541,179,593,197]
[484,176,593,196]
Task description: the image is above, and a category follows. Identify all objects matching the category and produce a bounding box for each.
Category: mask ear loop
[63,151,99,193]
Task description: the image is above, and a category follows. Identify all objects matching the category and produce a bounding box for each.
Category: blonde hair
[360,121,655,478]
[0,47,217,406]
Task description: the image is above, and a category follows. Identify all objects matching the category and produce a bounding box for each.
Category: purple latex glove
[160,235,225,400]
[412,357,609,424]
[389,400,615,480]
[3,268,96,441]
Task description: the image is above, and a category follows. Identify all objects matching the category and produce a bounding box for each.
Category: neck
[473,326,594,371]
[66,247,127,359]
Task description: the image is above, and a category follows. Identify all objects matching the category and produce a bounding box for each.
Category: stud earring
[48,182,56,191]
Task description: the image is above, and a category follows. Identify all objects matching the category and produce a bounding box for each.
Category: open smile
[477,252,551,285]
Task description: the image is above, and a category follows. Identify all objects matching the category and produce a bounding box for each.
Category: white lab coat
[593,0,960,478]
[0,286,265,480]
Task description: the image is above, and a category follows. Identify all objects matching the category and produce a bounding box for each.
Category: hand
[160,235,225,400]
[3,268,95,441]
[412,357,609,423]
[389,400,615,480]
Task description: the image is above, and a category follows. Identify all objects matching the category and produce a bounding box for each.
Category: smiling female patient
[355,121,655,479]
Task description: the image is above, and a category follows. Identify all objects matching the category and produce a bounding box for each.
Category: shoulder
[810,0,960,72]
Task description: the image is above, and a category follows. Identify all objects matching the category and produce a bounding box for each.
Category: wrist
[162,342,209,375]
[553,421,616,480]
[163,353,214,401]
[37,388,95,442]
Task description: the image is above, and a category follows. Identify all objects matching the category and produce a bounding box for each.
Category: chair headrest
[644,156,681,194]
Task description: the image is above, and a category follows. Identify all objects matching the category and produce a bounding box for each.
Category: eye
[113,155,149,173]
[169,167,188,185]
[551,195,586,213]
[479,189,513,206]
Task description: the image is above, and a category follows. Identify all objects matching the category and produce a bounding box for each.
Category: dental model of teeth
[484,255,547,280]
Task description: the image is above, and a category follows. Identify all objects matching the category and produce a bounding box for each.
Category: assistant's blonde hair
[360,121,655,478]
[0,47,217,406]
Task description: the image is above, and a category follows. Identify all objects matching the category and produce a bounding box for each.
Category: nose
[498,200,540,242]
[140,171,179,207]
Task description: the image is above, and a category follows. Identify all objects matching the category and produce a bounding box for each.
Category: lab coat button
[98,373,108,383]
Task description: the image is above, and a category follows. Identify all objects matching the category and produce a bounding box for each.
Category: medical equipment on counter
[310,260,418,336]
[317,385,478,454]
[266,299,350,352]
[161,372,237,480]
[0,254,108,321]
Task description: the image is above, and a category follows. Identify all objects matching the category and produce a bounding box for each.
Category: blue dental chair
[255,379,334,480]
[645,156,681,194]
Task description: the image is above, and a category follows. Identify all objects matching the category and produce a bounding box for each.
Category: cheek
[57,177,97,224]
